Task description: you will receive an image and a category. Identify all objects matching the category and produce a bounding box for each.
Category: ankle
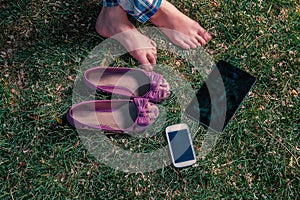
[151,1,166,18]
[96,6,135,37]
[150,1,175,26]
[100,6,128,20]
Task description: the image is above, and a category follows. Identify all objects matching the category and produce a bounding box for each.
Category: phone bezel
[165,123,196,168]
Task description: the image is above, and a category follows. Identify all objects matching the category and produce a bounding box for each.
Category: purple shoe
[67,98,159,133]
[84,67,170,102]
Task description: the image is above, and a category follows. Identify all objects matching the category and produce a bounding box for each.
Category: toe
[138,54,151,66]
[196,35,207,45]
[138,55,154,72]
[143,64,154,72]
[184,39,197,49]
[133,50,156,71]
[150,40,157,48]
[191,37,201,47]
[197,28,212,42]
[152,49,157,57]
[172,36,190,49]
[147,53,156,66]
[181,42,191,50]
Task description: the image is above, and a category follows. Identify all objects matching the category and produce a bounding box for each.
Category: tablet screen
[185,60,256,132]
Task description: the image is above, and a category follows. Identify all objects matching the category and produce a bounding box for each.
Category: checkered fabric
[102,0,162,23]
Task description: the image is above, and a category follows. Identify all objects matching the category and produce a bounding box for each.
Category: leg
[117,0,211,49]
[96,0,157,71]
[117,0,162,23]
[149,0,212,49]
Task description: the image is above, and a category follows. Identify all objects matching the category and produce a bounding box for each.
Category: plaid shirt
[102,0,162,23]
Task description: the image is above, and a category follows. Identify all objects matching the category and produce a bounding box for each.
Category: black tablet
[185,60,256,132]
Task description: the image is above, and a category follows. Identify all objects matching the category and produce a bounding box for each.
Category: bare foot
[150,0,212,49]
[96,6,157,71]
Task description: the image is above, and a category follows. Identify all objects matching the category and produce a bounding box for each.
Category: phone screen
[167,129,195,163]
[185,60,256,132]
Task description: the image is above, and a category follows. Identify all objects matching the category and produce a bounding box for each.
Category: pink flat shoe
[67,98,159,133]
[84,67,170,102]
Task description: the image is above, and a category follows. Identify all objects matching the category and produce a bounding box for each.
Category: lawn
[1,0,299,199]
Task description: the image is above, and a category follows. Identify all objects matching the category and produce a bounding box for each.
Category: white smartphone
[165,123,196,168]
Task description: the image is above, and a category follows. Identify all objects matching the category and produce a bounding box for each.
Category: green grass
[1,0,299,199]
